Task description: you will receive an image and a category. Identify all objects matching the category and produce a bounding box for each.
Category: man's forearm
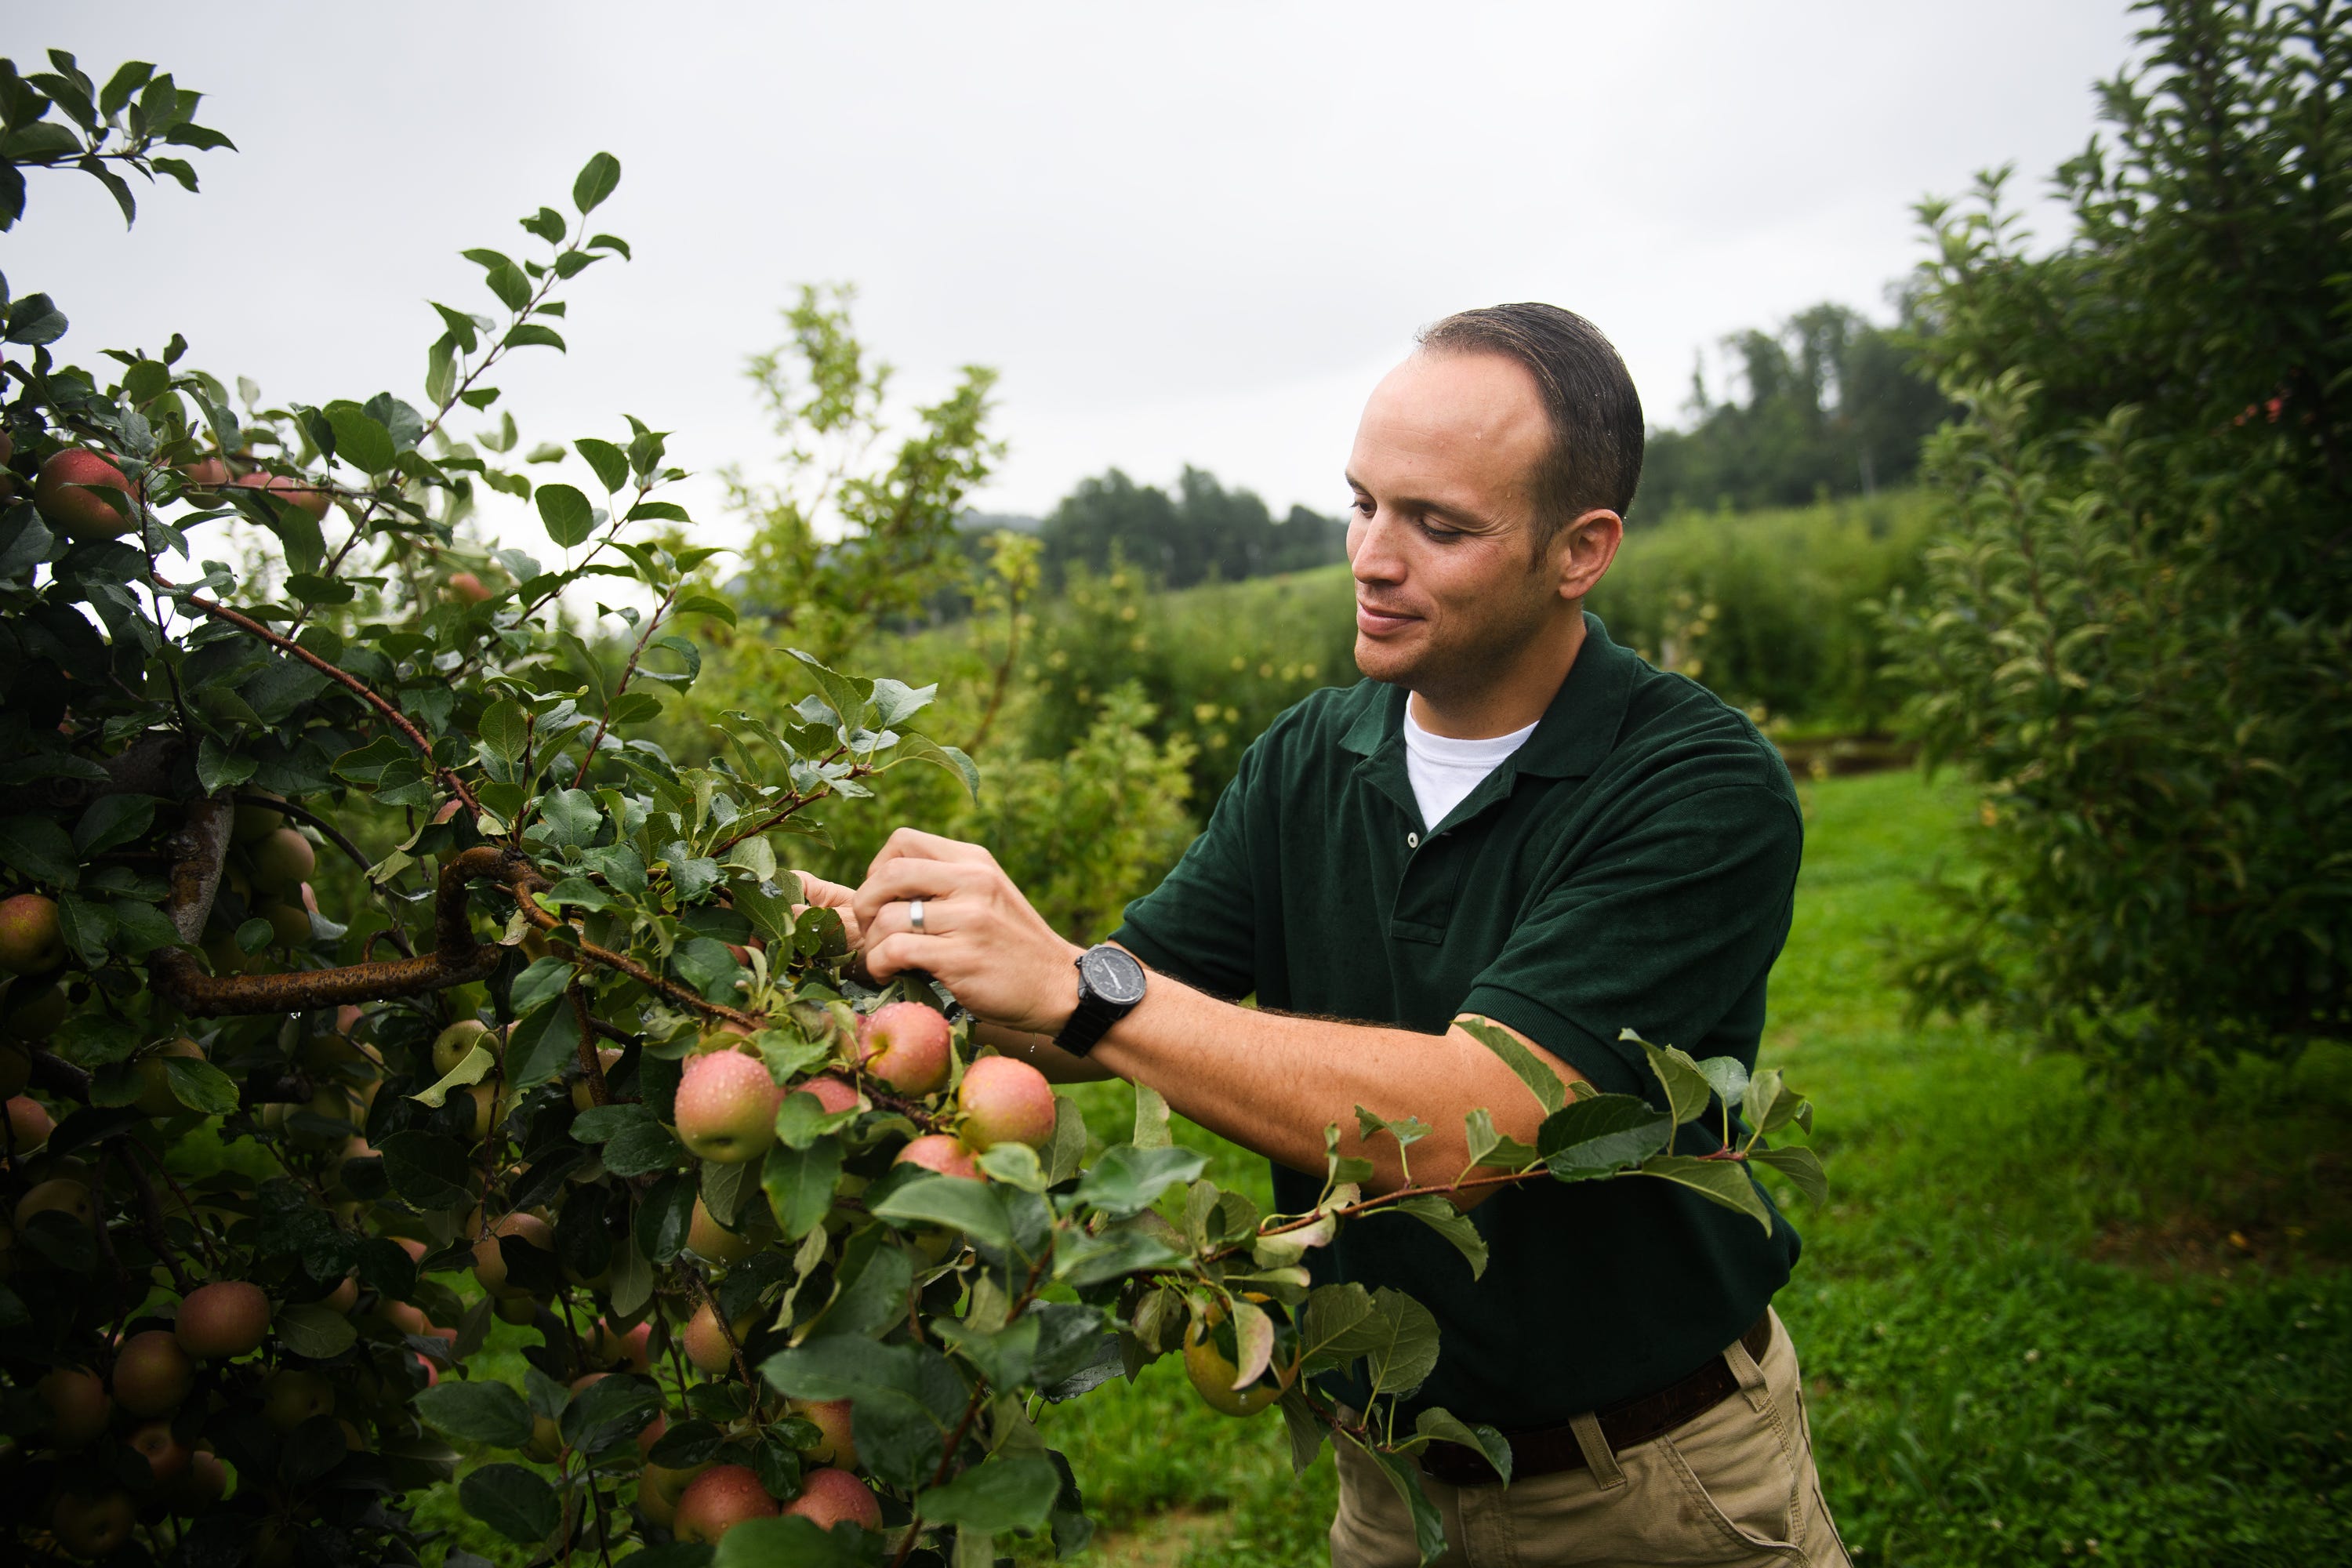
[1078,972,1581,1194]
[971,1021,1112,1084]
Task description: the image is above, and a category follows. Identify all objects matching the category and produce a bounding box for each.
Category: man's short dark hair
[1417,303,1645,550]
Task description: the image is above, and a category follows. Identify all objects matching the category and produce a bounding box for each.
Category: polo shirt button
[1406,832,1420,848]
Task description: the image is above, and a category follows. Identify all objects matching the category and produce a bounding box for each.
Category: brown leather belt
[1418,1313,1772,1488]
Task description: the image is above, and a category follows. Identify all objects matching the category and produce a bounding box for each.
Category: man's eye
[1420,521,1462,542]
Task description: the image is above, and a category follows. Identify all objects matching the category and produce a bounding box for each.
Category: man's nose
[1349,512,1405,583]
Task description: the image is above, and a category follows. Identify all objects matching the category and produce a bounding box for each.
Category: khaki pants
[1330,1311,1850,1567]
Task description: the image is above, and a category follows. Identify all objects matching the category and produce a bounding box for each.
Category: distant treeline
[1635,299,1951,520]
[961,466,1345,590]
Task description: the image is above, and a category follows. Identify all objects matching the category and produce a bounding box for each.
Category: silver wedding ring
[909,898,927,934]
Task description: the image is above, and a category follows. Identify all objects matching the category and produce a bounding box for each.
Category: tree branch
[157,580,482,821]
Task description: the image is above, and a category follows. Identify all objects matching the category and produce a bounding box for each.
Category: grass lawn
[415,769,2350,1565]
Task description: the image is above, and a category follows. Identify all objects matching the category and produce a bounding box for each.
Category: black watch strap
[1053,945,1145,1058]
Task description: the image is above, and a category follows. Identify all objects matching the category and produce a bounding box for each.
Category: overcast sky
[9,1,2138,551]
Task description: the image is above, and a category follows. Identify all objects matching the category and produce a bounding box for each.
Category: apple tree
[0,49,1824,1568]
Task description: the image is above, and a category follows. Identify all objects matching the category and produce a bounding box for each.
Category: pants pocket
[1654,1399,1806,1563]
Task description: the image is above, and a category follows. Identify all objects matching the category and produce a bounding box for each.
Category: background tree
[1882,0,2352,1075]
[1036,466,1345,590]
[1638,296,1952,517]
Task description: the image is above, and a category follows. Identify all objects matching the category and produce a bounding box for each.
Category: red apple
[249,828,315,896]
[448,571,492,603]
[788,1397,858,1468]
[790,1073,860,1115]
[129,1419,191,1483]
[957,1055,1058,1152]
[112,1329,194,1417]
[180,456,231,488]
[687,1197,758,1266]
[471,1212,554,1298]
[682,1301,755,1374]
[895,1134,982,1181]
[5,1095,54,1152]
[37,1367,111,1447]
[260,1368,334,1431]
[176,1279,271,1359]
[234,471,331,520]
[34,449,136,541]
[674,1050,782,1163]
[50,1489,134,1558]
[674,1465,779,1544]
[856,1002,952,1094]
[591,1317,652,1373]
[0,894,64,975]
[784,1466,881,1532]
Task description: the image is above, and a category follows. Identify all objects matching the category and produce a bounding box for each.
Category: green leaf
[636,1172,697,1262]
[1278,1387,1328,1475]
[974,1141,1047,1192]
[1386,1194,1487,1279]
[477,699,528,764]
[1749,1144,1828,1206]
[1073,1144,1207,1219]
[1629,1030,1715,1127]
[1696,1054,1750,1110]
[887,731,980,800]
[871,1174,1012,1250]
[1537,1094,1672,1180]
[673,593,736,626]
[1131,1082,1171,1149]
[408,1043,494,1109]
[274,1301,357,1359]
[482,263,531,312]
[0,814,78,887]
[459,1462,559,1544]
[1359,1287,1440,1398]
[1053,1227,1181,1287]
[1640,1154,1774,1232]
[602,1120,685,1178]
[194,737,257,797]
[572,151,622,214]
[162,1057,238,1115]
[1369,1443,1450,1564]
[322,401,396,474]
[377,1131,475,1213]
[574,437,629,493]
[806,1230,913,1340]
[762,1137,842,1240]
[1414,1406,1512,1486]
[535,482,596,548]
[713,1517,869,1568]
[530,787,603,849]
[916,1454,1062,1534]
[1457,1017,1565,1115]
[71,794,155,857]
[416,1377,535,1447]
[1462,1108,1539,1171]
[503,323,565,353]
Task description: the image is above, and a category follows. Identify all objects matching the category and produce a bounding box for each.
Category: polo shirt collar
[1338,612,1639,782]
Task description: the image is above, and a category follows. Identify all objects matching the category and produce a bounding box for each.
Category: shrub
[1881,0,2352,1074]
[1593,493,1936,731]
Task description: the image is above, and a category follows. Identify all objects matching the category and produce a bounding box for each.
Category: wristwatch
[1053,943,1148,1057]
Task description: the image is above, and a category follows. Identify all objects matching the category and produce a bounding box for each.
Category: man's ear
[1553,508,1624,602]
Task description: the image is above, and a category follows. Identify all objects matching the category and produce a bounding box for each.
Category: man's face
[1345,350,1567,699]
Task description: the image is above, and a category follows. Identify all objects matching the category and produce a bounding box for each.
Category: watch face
[1080,945,1148,1006]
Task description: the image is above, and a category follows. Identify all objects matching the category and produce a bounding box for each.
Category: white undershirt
[1401,704,1538,830]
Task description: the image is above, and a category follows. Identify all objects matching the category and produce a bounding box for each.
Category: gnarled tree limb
[151,845,525,1017]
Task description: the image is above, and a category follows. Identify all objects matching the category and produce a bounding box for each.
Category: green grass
[410,770,2351,1565]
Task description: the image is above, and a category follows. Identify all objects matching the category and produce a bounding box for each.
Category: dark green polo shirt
[1111,613,1804,1428]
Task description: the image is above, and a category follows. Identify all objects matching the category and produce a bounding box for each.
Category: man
[821,304,1849,1566]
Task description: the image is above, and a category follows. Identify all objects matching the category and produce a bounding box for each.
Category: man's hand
[851,829,1086,1037]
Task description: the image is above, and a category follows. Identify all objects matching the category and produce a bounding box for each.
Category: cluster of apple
[200,796,330,978]
[673,1000,1057,1180]
[610,999,1058,1544]
[24,444,329,545]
